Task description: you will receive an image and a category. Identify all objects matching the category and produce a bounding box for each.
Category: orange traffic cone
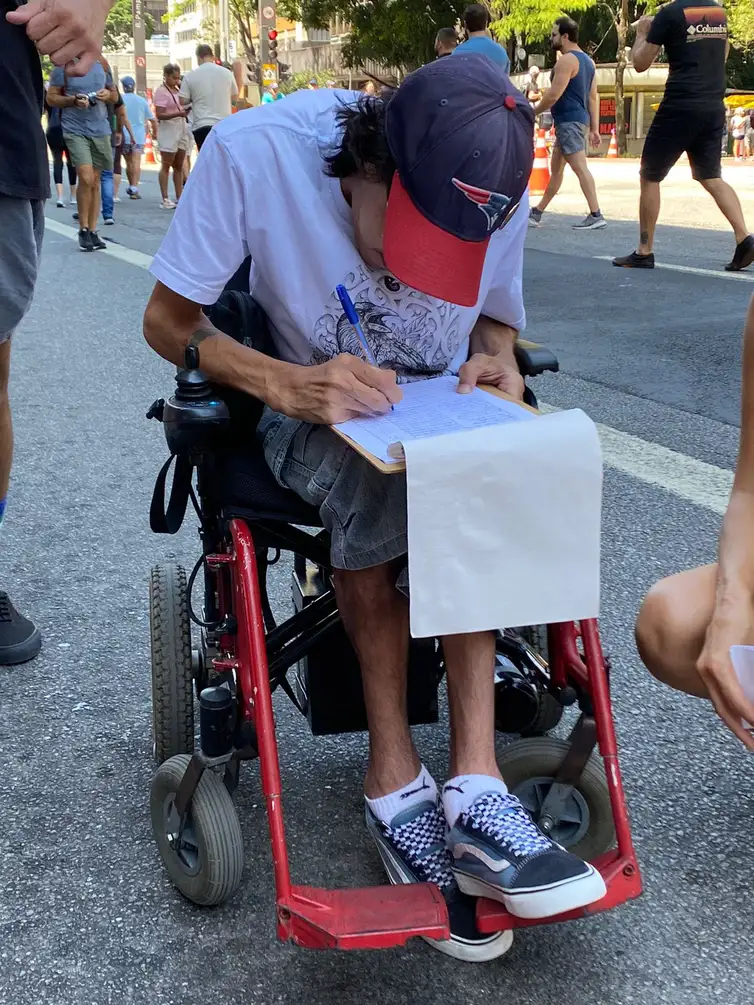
[144,133,156,165]
[607,127,618,159]
[530,128,550,196]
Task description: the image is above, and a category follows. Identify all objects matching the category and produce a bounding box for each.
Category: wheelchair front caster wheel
[497,737,615,861]
[151,754,244,906]
[150,564,194,763]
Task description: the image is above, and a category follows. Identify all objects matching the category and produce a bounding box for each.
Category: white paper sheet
[404,409,603,638]
[729,646,754,728]
[335,375,535,466]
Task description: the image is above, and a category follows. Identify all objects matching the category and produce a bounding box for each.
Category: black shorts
[641,103,725,183]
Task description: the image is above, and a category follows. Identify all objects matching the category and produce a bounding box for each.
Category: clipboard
[331,384,540,474]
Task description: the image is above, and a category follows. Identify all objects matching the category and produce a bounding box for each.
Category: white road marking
[43,212,735,517]
[44,216,155,270]
[541,403,733,515]
[593,254,754,283]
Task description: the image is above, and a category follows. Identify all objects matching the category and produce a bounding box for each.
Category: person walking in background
[261,81,284,103]
[179,44,237,151]
[613,0,754,272]
[746,107,754,160]
[119,76,155,200]
[100,87,133,225]
[154,64,189,209]
[523,65,542,107]
[361,80,376,96]
[434,27,458,57]
[45,94,76,209]
[47,59,116,252]
[453,4,510,72]
[307,78,319,90]
[529,17,605,231]
[731,106,747,160]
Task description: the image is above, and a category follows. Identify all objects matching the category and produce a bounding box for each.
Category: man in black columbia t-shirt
[613,0,754,272]
[0,0,111,664]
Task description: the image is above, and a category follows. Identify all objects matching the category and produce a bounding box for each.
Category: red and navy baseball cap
[383,53,534,308]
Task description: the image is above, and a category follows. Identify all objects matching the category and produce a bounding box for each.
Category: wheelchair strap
[150,454,194,534]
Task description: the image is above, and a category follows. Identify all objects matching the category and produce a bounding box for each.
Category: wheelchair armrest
[515,340,560,378]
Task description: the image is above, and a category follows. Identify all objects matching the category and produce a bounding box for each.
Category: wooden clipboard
[331,384,540,474]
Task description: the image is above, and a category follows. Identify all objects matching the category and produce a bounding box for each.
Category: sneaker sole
[573,220,607,230]
[613,260,654,269]
[0,626,42,665]
[454,864,607,920]
[528,218,541,228]
[367,815,513,962]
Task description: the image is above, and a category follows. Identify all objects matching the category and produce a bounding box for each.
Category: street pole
[132,0,147,94]
[218,0,230,62]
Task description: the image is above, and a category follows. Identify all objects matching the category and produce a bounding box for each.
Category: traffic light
[278,61,290,82]
[268,28,278,61]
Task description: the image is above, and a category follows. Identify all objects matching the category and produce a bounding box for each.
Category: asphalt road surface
[2,168,753,1005]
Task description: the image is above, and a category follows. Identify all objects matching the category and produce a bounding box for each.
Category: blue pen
[336,284,394,410]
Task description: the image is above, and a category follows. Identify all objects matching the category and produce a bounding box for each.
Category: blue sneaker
[366,801,513,962]
[448,791,607,919]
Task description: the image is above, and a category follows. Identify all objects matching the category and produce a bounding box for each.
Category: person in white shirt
[179,43,237,150]
[144,55,607,962]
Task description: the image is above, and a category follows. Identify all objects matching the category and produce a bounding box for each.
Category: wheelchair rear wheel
[150,564,194,763]
[497,737,615,861]
[151,754,244,906]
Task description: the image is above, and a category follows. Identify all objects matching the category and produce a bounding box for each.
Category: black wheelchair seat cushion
[209,446,323,526]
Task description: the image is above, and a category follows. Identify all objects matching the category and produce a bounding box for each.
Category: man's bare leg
[638,177,661,255]
[87,170,101,231]
[564,149,600,215]
[333,563,419,798]
[699,177,749,244]
[442,631,500,778]
[75,164,94,229]
[533,145,565,213]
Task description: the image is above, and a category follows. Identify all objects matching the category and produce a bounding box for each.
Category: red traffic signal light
[268,29,278,39]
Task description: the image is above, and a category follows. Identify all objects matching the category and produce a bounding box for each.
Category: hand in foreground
[268,354,403,425]
[696,597,754,749]
[456,353,525,401]
[95,87,111,102]
[589,130,602,149]
[7,0,111,74]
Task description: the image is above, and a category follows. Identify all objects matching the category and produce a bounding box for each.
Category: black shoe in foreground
[90,230,107,251]
[725,235,754,272]
[78,228,93,252]
[0,593,42,665]
[612,250,655,269]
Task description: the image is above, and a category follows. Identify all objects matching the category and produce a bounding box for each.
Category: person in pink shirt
[153,63,190,210]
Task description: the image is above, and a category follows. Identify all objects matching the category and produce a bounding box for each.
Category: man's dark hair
[196,43,214,60]
[324,95,396,185]
[463,4,491,33]
[554,15,579,42]
[163,62,180,76]
[436,26,458,48]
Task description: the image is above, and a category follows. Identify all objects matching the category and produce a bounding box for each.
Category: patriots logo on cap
[452,177,512,232]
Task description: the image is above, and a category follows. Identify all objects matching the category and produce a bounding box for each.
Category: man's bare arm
[533,55,575,115]
[469,315,518,367]
[143,282,401,424]
[632,16,660,73]
[46,84,77,107]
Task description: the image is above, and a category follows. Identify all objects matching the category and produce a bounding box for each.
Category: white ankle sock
[365,766,438,825]
[442,774,508,828]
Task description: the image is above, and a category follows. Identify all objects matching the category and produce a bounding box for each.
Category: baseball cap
[383,53,534,307]
[121,75,135,91]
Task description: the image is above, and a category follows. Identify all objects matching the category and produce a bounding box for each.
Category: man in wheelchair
[144,55,606,962]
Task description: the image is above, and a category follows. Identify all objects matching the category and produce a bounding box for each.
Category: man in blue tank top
[528,17,605,230]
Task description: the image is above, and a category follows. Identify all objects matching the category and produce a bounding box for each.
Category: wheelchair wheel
[519,624,549,664]
[150,564,194,764]
[151,754,244,906]
[497,737,615,861]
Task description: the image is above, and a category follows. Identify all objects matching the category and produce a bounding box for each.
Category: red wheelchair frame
[204,517,642,951]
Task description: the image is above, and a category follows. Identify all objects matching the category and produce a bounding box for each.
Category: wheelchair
[146,292,642,950]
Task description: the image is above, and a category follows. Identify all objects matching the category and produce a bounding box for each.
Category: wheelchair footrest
[279,883,450,950]
[474,850,643,933]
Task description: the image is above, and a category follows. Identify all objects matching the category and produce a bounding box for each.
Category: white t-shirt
[150,90,528,382]
[179,61,238,130]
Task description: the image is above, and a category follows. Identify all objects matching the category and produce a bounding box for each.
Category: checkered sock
[442,774,508,829]
[365,766,438,825]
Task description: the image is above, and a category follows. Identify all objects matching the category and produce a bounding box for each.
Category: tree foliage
[104,0,155,50]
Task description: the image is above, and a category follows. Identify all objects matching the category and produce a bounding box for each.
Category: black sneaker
[612,250,655,268]
[78,229,93,252]
[366,800,513,962]
[0,593,42,665]
[725,234,754,272]
[90,231,107,250]
[448,792,606,919]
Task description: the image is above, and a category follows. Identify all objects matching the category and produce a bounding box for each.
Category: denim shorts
[257,407,408,571]
[554,121,588,156]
